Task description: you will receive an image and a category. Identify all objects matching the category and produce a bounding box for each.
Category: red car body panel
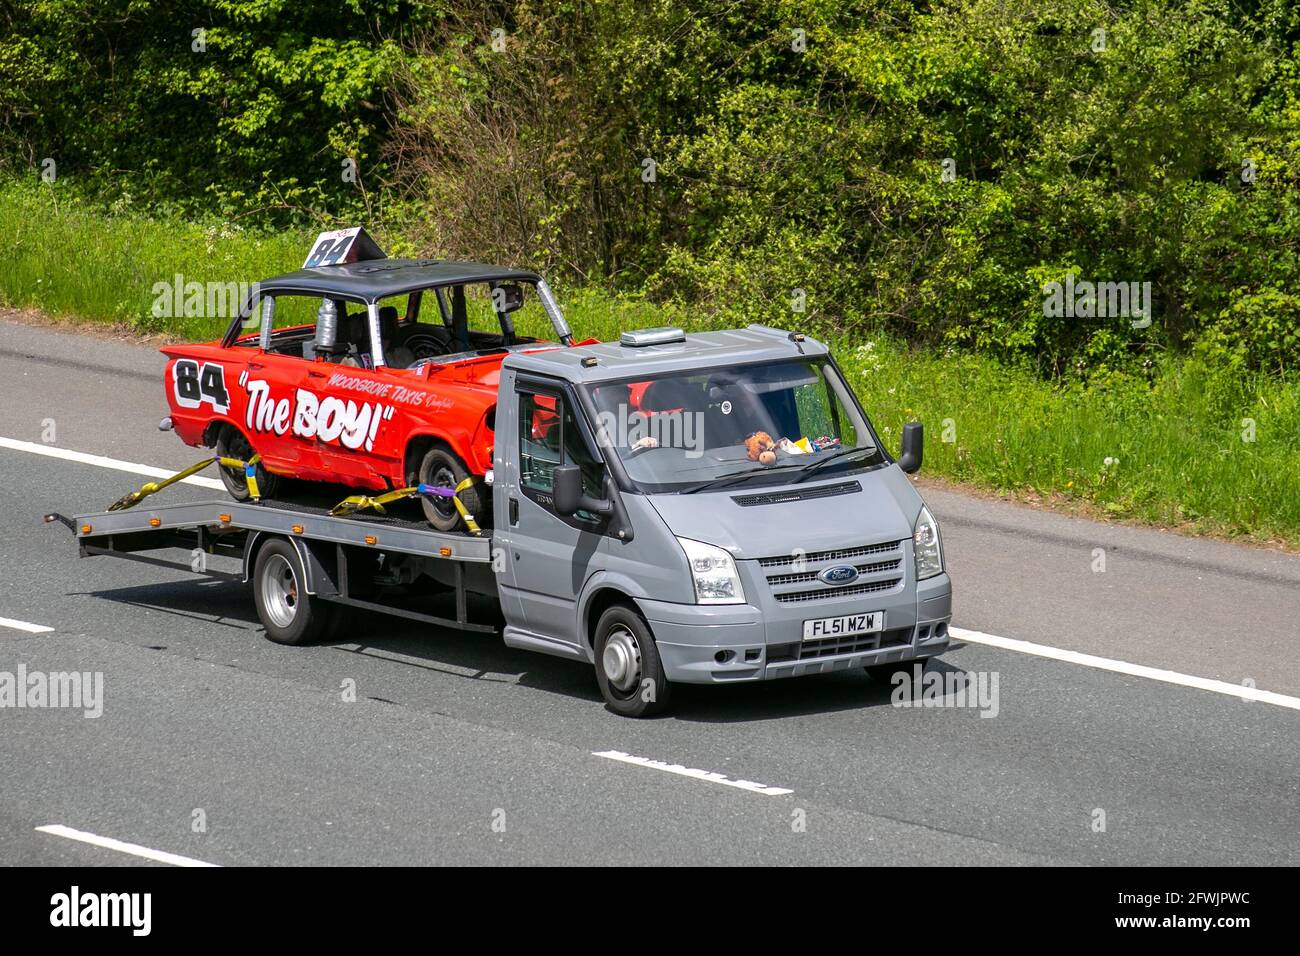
[161,327,560,490]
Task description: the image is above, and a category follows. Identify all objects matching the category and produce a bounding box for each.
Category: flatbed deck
[48,492,500,636]
[64,497,493,563]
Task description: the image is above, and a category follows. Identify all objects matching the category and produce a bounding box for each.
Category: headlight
[676,537,746,605]
[913,506,944,580]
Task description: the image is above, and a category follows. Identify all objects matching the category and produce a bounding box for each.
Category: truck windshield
[583,358,883,494]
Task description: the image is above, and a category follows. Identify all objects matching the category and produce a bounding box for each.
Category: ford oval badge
[818,565,859,586]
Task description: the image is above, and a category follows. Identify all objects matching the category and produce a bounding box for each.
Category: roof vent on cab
[620,327,686,347]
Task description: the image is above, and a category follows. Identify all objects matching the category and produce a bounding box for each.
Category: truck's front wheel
[593,605,670,718]
[253,539,334,646]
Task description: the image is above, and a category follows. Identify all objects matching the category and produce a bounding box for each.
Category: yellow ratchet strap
[108,453,262,511]
[222,453,263,501]
[330,486,420,517]
[329,476,484,536]
[452,477,482,535]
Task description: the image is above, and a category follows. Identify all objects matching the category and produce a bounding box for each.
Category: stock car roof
[505,326,831,384]
[257,259,543,302]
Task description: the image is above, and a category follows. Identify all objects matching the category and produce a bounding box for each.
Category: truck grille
[773,577,902,604]
[766,557,902,587]
[758,539,902,569]
[759,538,906,604]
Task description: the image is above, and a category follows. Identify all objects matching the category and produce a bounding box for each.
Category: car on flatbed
[161,229,580,531]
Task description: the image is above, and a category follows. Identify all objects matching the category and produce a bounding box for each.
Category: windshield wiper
[678,445,880,494]
[790,446,879,482]
[679,464,804,494]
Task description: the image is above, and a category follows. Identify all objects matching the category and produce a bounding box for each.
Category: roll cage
[221,260,575,368]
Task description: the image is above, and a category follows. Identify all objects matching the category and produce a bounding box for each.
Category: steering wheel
[395,325,454,361]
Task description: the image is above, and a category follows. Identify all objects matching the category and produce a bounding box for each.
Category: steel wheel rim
[260,553,299,629]
[424,463,457,518]
[602,625,642,694]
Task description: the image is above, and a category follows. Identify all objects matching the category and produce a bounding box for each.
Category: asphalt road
[1,317,1297,866]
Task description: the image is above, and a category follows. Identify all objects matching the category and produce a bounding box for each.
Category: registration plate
[802,611,883,640]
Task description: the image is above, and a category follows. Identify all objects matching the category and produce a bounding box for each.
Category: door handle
[248,361,265,370]
[509,497,519,525]
[307,369,326,378]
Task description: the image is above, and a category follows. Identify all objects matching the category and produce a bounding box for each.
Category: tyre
[865,656,930,686]
[417,445,487,532]
[215,425,279,501]
[252,539,334,646]
[593,604,670,717]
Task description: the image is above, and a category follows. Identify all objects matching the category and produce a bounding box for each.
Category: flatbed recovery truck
[50,324,952,717]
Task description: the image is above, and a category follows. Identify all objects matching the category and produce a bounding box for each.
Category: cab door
[494,375,608,649]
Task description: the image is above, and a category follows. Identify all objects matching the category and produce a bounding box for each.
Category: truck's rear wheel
[593,605,670,717]
[417,446,487,532]
[253,539,333,645]
[215,425,279,501]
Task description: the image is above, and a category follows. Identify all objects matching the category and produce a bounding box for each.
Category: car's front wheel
[215,425,279,501]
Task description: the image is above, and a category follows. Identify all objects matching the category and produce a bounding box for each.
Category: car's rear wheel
[417,446,487,532]
[215,425,279,501]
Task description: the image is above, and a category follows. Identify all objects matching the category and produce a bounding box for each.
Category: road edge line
[951,626,1300,711]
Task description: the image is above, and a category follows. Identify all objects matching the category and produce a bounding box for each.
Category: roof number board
[303,227,386,269]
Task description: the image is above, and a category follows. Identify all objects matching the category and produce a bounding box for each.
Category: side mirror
[897,421,923,474]
[553,465,612,517]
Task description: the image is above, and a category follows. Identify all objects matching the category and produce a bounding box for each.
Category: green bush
[0,0,431,217]
[1196,287,1300,376]
[387,0,1300,376]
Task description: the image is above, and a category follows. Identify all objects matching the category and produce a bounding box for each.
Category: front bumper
[638,571,952,684]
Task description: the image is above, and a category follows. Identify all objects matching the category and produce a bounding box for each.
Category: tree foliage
[4,0,1298,374]
[0,0,436,214]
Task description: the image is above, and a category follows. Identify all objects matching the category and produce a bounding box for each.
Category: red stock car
[161,251,577,531]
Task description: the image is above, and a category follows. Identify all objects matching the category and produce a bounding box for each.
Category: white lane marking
[35,824,219,867]
[594,750,793,795]
[0,616,53,634]
[951,626,1300,711]
[0,436,224,490]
